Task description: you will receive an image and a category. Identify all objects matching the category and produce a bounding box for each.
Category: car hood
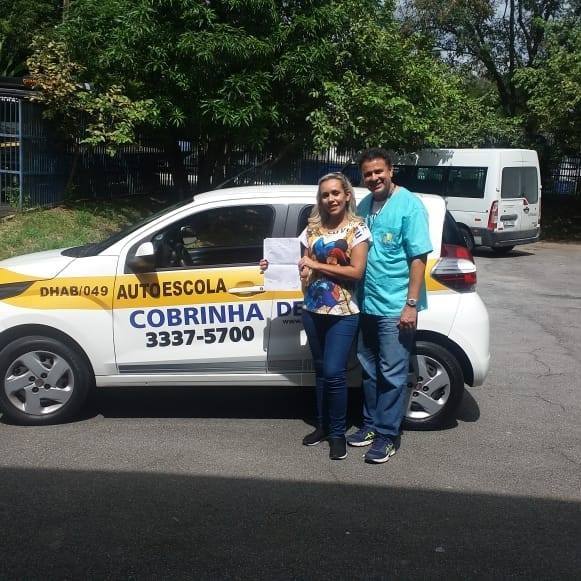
[0,249,77,283]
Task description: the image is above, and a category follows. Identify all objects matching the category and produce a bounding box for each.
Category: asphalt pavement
[0,241,580,580]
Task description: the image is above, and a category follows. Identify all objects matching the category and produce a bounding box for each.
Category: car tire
[0,335,93,425]
[491,245,515,255]
[404,341,465,430]
[458,224,475,251]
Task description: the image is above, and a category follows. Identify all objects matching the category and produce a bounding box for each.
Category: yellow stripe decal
[0,268,48,285]
[1,258,447,310]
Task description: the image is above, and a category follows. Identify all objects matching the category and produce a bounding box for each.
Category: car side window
[442,211,467,247]
[297,205,313,236]
[154,205,275,269]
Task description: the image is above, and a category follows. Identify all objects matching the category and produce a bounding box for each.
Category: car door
[266,203,359,379]
[265,204,311,374]
[112,201,285,375]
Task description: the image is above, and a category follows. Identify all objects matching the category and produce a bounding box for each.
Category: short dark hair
[358,147,392,168]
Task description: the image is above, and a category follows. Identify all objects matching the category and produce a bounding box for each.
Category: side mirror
[180,226,196,245]
[127,241,156,273]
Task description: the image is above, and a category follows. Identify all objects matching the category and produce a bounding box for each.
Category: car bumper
[448,292,490,386]
[471,227,540,248]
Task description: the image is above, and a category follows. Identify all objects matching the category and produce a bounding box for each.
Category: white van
[393,149,541,253]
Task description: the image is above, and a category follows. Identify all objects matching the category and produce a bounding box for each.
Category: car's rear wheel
[404,341,465,430]
[0,336,93,425]
[491,245,515,255]
[458,224,475,251]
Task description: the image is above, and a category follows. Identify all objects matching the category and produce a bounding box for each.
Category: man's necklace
[368,185,396,226]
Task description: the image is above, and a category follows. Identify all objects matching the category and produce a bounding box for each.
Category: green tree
[0,0,61,76]
[515,19,581,154]
[400,0,570,118]
[28,0,512,192]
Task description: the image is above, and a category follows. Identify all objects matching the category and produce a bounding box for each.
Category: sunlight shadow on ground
[0,467,578,579]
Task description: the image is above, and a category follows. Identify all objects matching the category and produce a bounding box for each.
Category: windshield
[61,198,193,258]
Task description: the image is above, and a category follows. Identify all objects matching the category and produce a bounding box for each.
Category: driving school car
[0,186,490,427]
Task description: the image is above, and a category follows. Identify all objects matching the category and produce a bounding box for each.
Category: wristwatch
[405,298,418,308]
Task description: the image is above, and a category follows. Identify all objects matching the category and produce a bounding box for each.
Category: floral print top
[298,219,371,315]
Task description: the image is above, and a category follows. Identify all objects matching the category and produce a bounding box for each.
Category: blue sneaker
[346,427,376,447]
[364,435,396,464]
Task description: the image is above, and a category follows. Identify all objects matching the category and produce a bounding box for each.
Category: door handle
[227,285,265,295]
[523,206,530,213]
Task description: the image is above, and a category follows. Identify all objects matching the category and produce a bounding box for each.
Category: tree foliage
[0,0,61,76]
[27,39,159,155]
[515,18,581,153]
[25,0,533,191]
[401,0,570,117]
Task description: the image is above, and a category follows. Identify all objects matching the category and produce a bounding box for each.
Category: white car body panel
[0,248,76,279]
[448,293,491,386]
[0,186,490,400]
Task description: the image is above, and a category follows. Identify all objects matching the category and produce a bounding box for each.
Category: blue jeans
[302,310,359,438]
[357,314,414,438]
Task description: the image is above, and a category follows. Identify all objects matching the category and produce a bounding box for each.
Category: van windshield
[395,165,487,199]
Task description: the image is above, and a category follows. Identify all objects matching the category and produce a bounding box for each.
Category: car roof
[186,186,446,258]
[100,185,446,257]
[189,185,446,212]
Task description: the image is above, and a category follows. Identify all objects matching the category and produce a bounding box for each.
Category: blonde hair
[308,172,362,229]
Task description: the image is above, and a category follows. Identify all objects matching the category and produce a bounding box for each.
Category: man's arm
[399,254,428,330]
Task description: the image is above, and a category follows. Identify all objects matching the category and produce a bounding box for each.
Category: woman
[261,173,370,460]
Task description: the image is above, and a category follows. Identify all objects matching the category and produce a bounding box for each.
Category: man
[347,148,432,463]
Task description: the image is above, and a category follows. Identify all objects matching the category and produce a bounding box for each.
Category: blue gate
[0,96,21,210]
[0,89,68,212]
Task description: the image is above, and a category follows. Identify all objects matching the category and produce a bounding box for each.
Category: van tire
[458,225,475,251]
[491,245,514,255]
[0,336,93,425]
[404,341,465,430]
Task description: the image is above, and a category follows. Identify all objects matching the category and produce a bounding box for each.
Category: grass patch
[0,194,578,262]
[0,196,171,260]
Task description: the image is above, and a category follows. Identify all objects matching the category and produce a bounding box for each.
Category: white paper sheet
[263,237,301,291]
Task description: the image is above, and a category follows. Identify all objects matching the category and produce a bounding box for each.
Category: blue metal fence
[0,92,68,210]
[0,96,21,209]
[21,100,69,207]
[1,88,579,211]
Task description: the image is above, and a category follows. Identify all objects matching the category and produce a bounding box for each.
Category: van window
[394,165,487,198]
[394,166,446,194]
[447,167,487,198]
[414,167,447,194]
[501,167,539,203]
[522,167,539,203]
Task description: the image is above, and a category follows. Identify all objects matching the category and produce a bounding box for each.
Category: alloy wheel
[4,350,74,416]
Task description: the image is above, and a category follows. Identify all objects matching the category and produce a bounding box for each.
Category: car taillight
[431,243,477,292]
[487,201,498,231]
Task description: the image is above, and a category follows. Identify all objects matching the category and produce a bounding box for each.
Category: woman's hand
[299,264,311,281]
[298,255,317,271]
[259,258,269,272]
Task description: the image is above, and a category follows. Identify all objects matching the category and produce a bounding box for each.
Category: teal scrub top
[357,186,433,317]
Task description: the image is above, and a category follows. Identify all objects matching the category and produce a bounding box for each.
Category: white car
[0,186,490,427]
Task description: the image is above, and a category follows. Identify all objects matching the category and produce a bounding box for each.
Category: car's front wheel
[404,341,465,429]
[0,336,93,425]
